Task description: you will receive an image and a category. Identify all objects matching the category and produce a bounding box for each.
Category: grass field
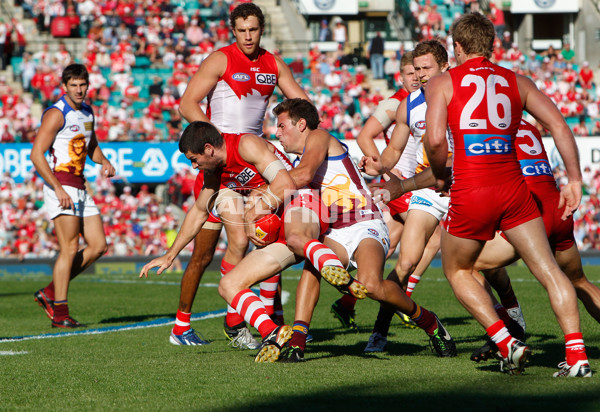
[1,261,600,411]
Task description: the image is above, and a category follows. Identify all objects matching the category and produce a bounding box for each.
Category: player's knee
[284,232,305,255]
[569,270,588,289]
[398,257,417,280]
[217,277,231,300]
[359,274,384,298]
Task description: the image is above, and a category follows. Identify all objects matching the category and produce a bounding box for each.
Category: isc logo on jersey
[256,73,276,85]
[232,73,251,82]
[464,134,512,156]
[235,167,257,185]
[519,159,553,177]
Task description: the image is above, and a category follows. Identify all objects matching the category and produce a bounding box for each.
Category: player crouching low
[272,98,457,362]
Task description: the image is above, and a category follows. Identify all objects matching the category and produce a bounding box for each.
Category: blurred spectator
[333,20,347,49]
[0,18,8,70]
[561,42,575,63]
[488,3,505,39]
[578,61,595,90]
[384,53,400,89]
[288,53,305,75]
[319,19,331,42]
[368,32,385,80]
[11,18,27,57]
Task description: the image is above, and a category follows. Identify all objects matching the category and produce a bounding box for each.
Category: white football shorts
[43,183,100,219]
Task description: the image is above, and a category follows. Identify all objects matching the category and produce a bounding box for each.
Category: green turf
[1,263,600,411]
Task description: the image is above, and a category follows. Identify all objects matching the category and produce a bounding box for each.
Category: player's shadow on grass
[0,292,32,298]
[98,314,174,324]
[220,383,600,411]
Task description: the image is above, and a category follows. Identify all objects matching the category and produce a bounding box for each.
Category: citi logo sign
[464,134,512,156]
[519,159,553,177]
[232,73,250,82]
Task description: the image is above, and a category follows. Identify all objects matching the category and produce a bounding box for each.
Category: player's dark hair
[230,3,265,30]
[451,12,495,59]
[62,63,89,85]
[179,121,224,155]
[413,40,448,68]
[273,99,320,130]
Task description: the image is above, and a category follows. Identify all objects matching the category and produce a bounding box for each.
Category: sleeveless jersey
[406,87,452,174]
[515,119,557,195]
[447,57,524,186]
[308,139,382,229]
[44,95,95,190]
[217,133,292,194]
[207,43,278,135]
[383,89,417,178]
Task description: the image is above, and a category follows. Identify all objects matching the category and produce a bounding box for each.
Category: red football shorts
[445,178,540,241]
[499,186,575,251]
[277,189,330,243]
[387,192,411,216]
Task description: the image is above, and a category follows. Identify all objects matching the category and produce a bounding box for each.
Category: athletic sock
[273,289,284,325]
[497,282,519,310]
[260,273,280,317]
[304,240,344,272]
[231,289,278,339]
[288,321,309,351]
[565,332,588,365]
[221,259,245,328]
[406,274,422,298]
[339,294,357,311]
[486,320,512,359]
[494,303,513,327]
[407,302,437,335]
[172,310,191,335]
[372,305,395,337]
[53,300,69,322]
[44,281,55,301]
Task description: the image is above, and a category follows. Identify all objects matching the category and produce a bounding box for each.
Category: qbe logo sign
[256,73,276,85]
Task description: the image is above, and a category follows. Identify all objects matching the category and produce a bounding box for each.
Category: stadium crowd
[1,0,600,258]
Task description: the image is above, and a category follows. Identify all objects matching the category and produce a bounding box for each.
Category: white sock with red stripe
[565,332,588,365]
[221,259,245,328]
[172,310,191,335]
[303,240,344,272]
[260,273,280,317]
[231,289,279,339]
[406,274,422,297]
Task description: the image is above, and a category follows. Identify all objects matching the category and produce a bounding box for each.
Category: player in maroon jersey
[425,13,590,377]
[171,3,308,348]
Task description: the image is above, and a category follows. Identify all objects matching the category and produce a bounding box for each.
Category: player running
[425,13,590,377]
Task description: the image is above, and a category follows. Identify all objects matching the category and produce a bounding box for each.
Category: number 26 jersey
[447,57,524,186]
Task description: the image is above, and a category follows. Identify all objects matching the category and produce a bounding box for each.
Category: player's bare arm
[238,134,296,244]
[139,175,218,277]
[30,108,74,210]
[356,97,397,159]
[357,116,385,160]
[380,100,411,171]
[287,130,330,188]
[517,74,583,218]
[275,55,310,100]
[88,131,115,178]
[178,51,227,124]
[423,73,452,187]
